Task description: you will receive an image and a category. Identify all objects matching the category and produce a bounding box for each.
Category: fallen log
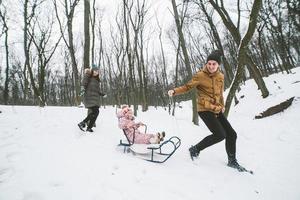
[255,97,295,119]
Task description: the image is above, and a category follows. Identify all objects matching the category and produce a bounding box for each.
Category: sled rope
[169,96,180,137]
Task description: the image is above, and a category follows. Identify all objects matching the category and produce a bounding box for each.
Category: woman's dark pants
[82,106,99,129]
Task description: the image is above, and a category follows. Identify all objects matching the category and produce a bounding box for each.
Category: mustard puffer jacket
[174,66,224,114]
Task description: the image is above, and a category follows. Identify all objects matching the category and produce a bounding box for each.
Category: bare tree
[0,0,4,38]
[171,0,199,125]
[209,0,269,101]
[26,4,62,106]
[260,0,296,73]
[193,0,234,87]
[126,0,148,111]
[83,0,90,69]
[223,0,263,116]
[108,8,127,106]
[123,0,138,114]
[22,0,32,103]
[53,0,80,105]
[0,1,9,104]
[90,0,96,64]
[156,14,169,100]
[256,23,273,75]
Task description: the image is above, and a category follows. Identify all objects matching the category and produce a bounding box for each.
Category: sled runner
[118,128,181,163]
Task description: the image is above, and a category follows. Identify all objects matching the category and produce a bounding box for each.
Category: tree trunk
[245,53,269,98]
[257,24,272,76]
[224,0,263,116]
[22,0,42,105]
[83,0,90,69]
[210,0,269,102]
[197,0,234,86]
[123,0,137,115]
[27,62,42,105]
[140,33,148,111]
[67,0,80,105]
[22,0,31,103]
[90,0,96,64]
[0,9,9,104]
[171,0,198,125]
[54,0,80,105]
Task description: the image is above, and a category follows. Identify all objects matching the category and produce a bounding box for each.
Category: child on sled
[117,105,165,144]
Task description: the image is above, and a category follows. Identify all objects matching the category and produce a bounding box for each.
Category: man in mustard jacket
[168,50,243,171]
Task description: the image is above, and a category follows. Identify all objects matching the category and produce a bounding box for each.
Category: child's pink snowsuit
[117,107,157,144]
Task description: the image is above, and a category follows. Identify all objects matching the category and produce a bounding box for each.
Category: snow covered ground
[1,68,300,200]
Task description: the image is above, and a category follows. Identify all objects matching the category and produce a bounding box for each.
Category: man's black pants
[195,111,237,156]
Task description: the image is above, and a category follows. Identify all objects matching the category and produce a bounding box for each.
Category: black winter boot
[227,154,239,167]
[86,127,94,132]
[189,145,199,161]
[227,154,245,171]
[227,154,253,174]
[78,121,86,131]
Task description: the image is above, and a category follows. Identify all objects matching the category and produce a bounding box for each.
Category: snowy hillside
[1,68,300,200]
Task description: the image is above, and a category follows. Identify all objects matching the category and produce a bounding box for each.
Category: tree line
[0,0,299,120]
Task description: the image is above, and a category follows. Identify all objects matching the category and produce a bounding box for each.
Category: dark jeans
[82,106,99,129]
[195,111,237,156]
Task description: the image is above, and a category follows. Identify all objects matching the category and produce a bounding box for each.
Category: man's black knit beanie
[206,50,222,64]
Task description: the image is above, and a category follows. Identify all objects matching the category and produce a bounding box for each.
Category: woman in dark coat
[78,65,105,132]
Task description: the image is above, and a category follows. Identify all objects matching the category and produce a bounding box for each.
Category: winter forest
[0,0,298,116]
[1,0,300,199]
